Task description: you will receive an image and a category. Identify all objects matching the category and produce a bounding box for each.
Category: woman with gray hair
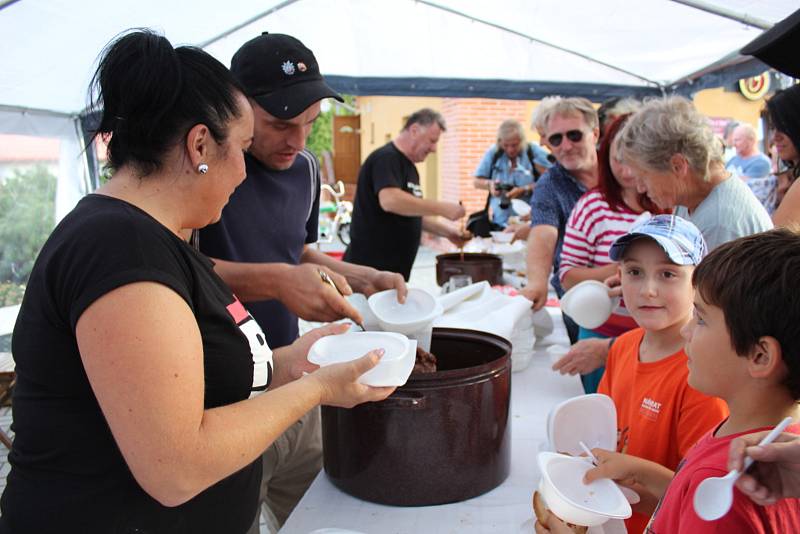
[473,118,551,228]
[619,96,772,250]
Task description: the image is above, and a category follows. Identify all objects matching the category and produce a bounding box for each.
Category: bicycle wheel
[337,222,351,246]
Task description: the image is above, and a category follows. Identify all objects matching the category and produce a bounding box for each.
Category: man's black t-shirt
[344,142,423,279]
[1,195,271,534]
[198,151,320,349]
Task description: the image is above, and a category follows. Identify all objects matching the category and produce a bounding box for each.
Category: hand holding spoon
[693,416,793,521]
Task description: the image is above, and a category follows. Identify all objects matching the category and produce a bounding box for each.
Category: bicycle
[318,181,353,246]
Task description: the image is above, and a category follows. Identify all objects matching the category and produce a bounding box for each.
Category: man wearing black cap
[197,33,405,533]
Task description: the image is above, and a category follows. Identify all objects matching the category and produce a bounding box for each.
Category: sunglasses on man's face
[547,129,584,148]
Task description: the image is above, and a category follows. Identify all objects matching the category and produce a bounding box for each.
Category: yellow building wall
[356,96,444,199]
[693,87,766,129]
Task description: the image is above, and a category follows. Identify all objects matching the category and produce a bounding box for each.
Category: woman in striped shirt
[558,113,661,392]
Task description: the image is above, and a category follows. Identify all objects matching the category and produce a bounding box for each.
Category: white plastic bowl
[308,332,414,387]
[368,288,443,334]
[560,280,618,330]
[511,198,532,216]
[490,231,514,244]
[537,452,631,527]
[547,393,617,457]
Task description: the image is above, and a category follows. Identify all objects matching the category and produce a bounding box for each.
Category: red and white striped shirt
[559,189,641,337]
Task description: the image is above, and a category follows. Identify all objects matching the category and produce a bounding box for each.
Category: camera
[494,182,514,209]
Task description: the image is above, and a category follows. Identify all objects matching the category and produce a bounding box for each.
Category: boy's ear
[747,336,784,381]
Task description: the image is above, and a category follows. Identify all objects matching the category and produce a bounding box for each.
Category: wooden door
[333,115,361,201]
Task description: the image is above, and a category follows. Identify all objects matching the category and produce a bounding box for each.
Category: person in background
[473,119,551,228]
[726,123,771,179]
[593,215,728,534]
[520,98,600,344]
[578,228,800,534]
[721,120,740,162]
[596,96,640,142]
[726,123,777,212]
[0,30,394,534]
[344,109,469,280]
[196,33,405,533]
[766,85,800,227]
[557,113,657,393]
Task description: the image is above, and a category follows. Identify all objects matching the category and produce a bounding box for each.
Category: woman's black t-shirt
[0,195,273,534]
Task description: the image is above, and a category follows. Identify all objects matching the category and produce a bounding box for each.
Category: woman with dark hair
[0,30,393,534]
[558,113,660,392]
[767,85,800,226]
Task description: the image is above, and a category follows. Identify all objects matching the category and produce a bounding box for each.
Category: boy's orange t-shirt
[597,328,729,534]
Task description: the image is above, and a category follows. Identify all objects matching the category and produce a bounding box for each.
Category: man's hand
[730,431,800,505]
[521,278,549,311]
[552,337,610,375]
[446,227,472,248]
[276,263,363,324]
[440,201,466,221]
[507,186,528,199]
[352,268,408,302]
[507,223,531,243]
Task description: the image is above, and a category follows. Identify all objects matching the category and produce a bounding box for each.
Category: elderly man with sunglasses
[521,97,600,344]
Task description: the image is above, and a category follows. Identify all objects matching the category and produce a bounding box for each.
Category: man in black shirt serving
[344,109,470,279]
[198,33,406,534]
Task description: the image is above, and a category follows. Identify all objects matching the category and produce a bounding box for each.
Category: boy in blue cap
[590,214,728,534]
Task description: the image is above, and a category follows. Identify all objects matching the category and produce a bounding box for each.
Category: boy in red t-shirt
[575,228,800,534]
[595,214,728,534]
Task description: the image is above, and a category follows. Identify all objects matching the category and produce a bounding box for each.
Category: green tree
[0,165,56,289]
[305,95,357,158]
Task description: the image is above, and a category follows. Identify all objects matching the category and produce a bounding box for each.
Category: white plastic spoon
[693,416,793,521]
[579,440,641,504]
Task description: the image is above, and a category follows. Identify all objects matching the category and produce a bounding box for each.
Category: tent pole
[668,0,771,30]
[0,0,21,13]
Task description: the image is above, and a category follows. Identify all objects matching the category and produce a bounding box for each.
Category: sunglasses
[547,129,584,148]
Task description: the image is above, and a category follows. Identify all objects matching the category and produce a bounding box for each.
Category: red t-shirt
[647,423,800,533]
[598,328,729,534]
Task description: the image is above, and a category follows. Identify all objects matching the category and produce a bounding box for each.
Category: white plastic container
[308,332,414,387]
[368,288,443,335]
[537,452,632,527]
[490,231,514,244]
[559,280,619,330]
[511,198,531,216]
[547,393,617,456]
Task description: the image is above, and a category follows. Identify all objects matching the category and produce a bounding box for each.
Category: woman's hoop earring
[198,163,209,174]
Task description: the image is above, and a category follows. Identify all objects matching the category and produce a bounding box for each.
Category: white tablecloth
[281,305,583,534]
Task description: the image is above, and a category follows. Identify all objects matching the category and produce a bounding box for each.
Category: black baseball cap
[741,8,800,78]
[231,32,343,120]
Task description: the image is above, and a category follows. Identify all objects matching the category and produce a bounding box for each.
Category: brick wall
[440,98,531,215]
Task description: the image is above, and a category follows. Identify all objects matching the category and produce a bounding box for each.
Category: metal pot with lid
[321,328,511,506]
[436,252,503,287]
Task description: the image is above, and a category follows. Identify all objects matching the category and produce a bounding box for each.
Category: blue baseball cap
[609,214,707,265]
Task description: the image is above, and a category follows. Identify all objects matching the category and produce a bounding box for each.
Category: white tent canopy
[0,0,796,217]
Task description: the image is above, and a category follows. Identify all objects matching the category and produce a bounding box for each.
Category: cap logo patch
[297,62,307,72]
[281,60,296,75]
